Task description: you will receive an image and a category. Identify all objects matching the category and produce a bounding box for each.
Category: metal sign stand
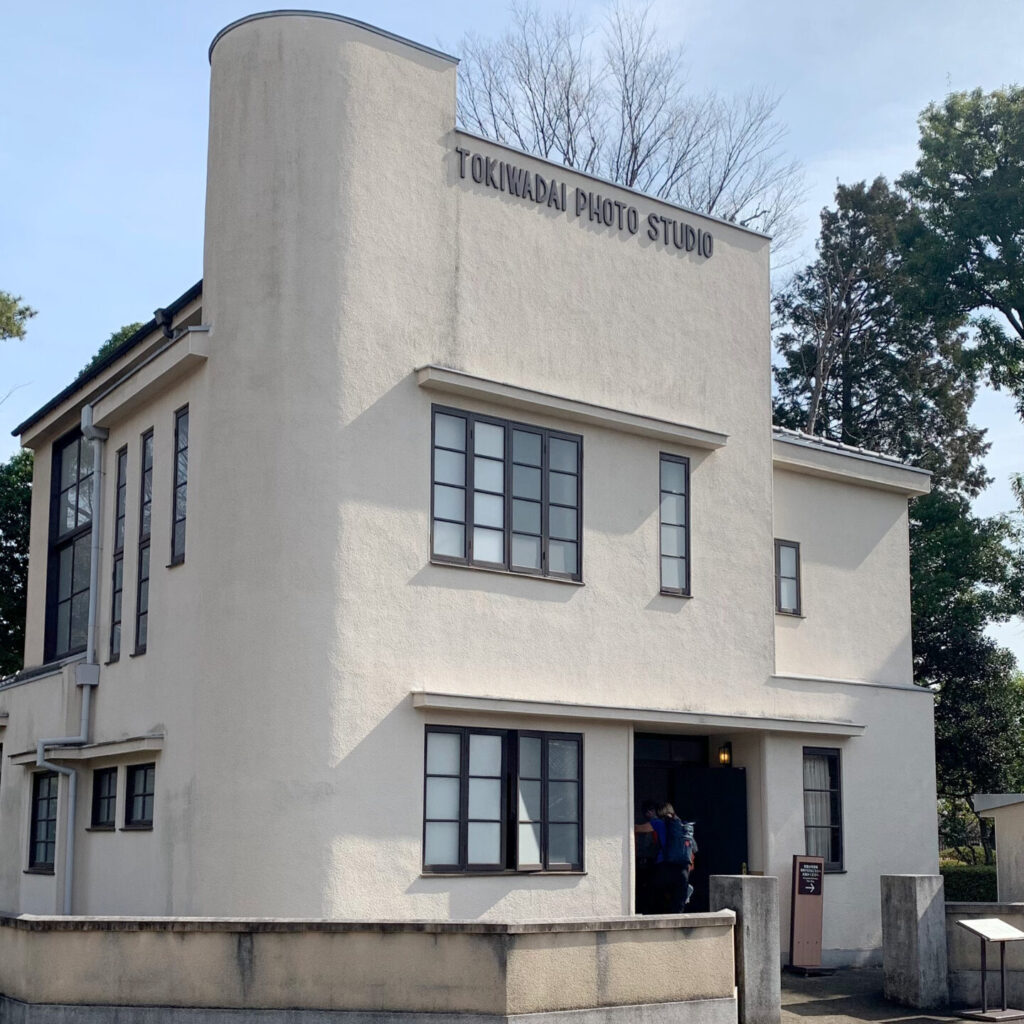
[956,918,1024,1021]
[785,855,834,977]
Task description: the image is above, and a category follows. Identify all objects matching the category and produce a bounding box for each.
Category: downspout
[35,404,107,914]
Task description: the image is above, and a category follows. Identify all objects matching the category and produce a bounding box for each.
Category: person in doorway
[680,820,698,906]
[655,802,693,913]
[633,799,665,914]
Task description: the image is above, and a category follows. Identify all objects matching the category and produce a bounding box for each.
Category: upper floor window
[775,539,801,615]
[134,430,154,654]
[46,432,94,661]
[659,454,690,595]
[125,762,155,829]
[170,406,189,564]
[29,771,58,871]
[803,747,842,871]
[109,446,128,661]
[431,407,582,581]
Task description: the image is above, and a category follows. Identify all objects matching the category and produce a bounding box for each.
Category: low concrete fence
[0,911,737,1023]
[947,902,1024,1008]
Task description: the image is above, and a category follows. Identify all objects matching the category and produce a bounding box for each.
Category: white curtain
[804,754,832,858]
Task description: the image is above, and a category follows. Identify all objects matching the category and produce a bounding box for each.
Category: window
[431,407,582,580]
[109,447,128,661]
[46,431,94,661]
[134,430,153,654]
[775,539,801,615]
[659,454,689,595]
[803,747,842,871]
[423,727,582,872]
[170,406,189,564]
[29,771,58,871]
[91,767,117,829]
[125,763,155,828]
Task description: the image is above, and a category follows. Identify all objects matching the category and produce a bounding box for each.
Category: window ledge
[86,826,115,833]
[421,870,587,878]
[129,650,146,658]
[775,611,805,619]
[165,557,185,569]
[659,590,693,599]
[120,824,153,832]
[429,559,584,586]
[23,867,55,876]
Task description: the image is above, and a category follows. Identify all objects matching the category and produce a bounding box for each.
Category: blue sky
[2,0,1022,659]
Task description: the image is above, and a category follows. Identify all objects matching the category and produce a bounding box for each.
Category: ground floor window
[423,726,583,873]
[803,747,842,871]
[125,763,155,829]
[30,771,59,871]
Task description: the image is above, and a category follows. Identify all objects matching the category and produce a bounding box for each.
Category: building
[1,10,938,968]
[973,794,1024,901]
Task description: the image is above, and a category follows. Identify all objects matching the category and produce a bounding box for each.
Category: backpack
[663,817,693,865]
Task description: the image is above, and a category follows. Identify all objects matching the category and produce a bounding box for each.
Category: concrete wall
[988,805,1024,902]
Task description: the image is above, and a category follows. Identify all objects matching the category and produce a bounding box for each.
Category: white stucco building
[0,11,938,966]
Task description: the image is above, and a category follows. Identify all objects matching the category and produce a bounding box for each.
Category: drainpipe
[35,405,107,914]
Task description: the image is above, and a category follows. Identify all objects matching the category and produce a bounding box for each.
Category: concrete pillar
[881,874,949,1009]
[711,875,781,1024]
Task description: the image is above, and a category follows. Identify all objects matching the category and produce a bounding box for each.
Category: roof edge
[771,425,932,477]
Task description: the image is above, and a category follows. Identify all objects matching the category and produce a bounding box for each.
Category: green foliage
[0,291,36,341]
[939,798,982,862]
[79,322,144,377]
[940,863,998,902]
[0,450,33,677]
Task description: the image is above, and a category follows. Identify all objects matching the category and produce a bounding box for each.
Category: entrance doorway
[633,732,748,913]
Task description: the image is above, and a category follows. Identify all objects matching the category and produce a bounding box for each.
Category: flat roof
[772,425,931,477]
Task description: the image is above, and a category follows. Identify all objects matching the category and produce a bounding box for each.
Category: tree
[79,322,143,377]
[0,449,32,677]
[0,291,35,342]
[456,1,804,248]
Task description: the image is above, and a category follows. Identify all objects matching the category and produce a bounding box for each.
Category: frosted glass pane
[434,485,464,521]
[661,493,686,526]
[475,422,505,458]
[662,557,685,590]
[424,822,459,866]
[519,737,541,778]
[434,449,465,486]
[548,740,579,780]
[435,413,466,451]
[779,544,797,577]
[426,731,461,775]
[72,539,91,592]
[661,460,686,494]
[548,824,579,865]
[468,822,501,864]
[473,527,504,563]
[513,430,541,466]
[549,472,576,506]
[426,777,460,820]
[469,733,502,775]
[780,578,798,612]
[549,781,578,821]
[511,534,541,570]
[549,437,577,473]
[70,593,89,649]
[661,525,685,557]
[433,521,465,558]
[513,499,540,534]
[518,823,542,866]
[550,506,577,540]
[474,457,504,493]
[474,492,504,528]
[548,540,577,575]
[56,602,70,653]
[518,780,541,821]
[469,778,501,819]
[512,464,541,500]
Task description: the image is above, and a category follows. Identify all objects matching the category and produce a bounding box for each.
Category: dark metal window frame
[422,726,584,874]
[430,405,583,582]
[29,770,58,871]
[775,539,802,616]
[658,453,691,596]
[134,429,154,655]
[45,429,95,662]
[109,446,128,661]
[91,766,118,829]
[803,746,843,872]
[124,762,155,829]
[170,405,189,565]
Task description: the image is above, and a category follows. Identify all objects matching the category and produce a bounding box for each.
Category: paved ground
[782,968,959,1024]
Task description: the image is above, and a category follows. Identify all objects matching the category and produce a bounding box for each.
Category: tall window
[170,406,189,564]
[803,747,842,871]
[423,726,583,872]
[775,539,801,615]
[125,763,155,828]
[431,407,582,580]
[46,432,94,660]
[91,767,117,829]
[134,430,153,654]
[659,454,689,595]
[109,447,128,661]
[30,771,58,871]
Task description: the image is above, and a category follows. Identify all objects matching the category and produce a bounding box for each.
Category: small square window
[125,763,155,829]
[91,767,117,829]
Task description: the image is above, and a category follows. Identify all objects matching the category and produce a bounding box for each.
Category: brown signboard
[790,855,825,969]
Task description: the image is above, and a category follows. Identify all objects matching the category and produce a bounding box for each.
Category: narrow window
[775,539,801,615]
[803,747,842,871]
[109,446,128,661]
[430,407,582,580]
[659,454,689,595]
[134,430,154,654]
[46,431,95,661]
[125,763,155,829]
[91,767,117,829]
[170,406,189,564]
[517,732,582,870]
[29,771,58,871]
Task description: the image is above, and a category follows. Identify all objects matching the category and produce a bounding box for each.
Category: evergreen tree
[0,450,32,677]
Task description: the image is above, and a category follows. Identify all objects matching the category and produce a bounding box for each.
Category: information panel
[790,855,825,969]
